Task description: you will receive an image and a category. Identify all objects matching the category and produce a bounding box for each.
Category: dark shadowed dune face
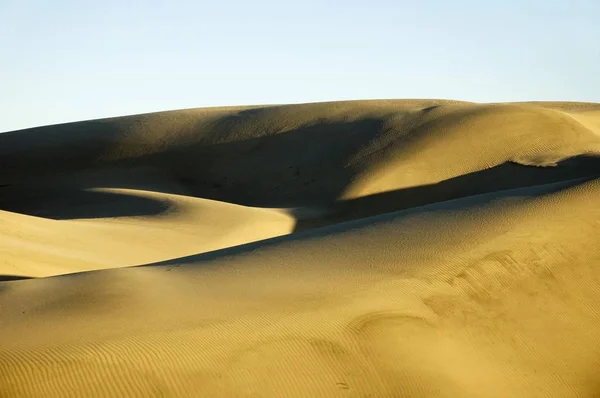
[0,182,173,220]
[2,99,600,397]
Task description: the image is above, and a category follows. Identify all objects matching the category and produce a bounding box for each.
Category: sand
[2,99,600,397]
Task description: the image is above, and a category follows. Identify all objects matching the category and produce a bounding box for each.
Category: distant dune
[2,100,600,397]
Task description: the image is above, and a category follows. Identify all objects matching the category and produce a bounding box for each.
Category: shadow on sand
[0,187,171,220]
[143,160,599,269]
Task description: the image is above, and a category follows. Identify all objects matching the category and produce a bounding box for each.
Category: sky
[2,0,599,132]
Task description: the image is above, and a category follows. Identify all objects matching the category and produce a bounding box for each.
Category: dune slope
[2,100,600,397]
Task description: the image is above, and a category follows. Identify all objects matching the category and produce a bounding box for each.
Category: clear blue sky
[2,0,599,132]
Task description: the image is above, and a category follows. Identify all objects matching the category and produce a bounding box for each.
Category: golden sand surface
[2,100,600,397]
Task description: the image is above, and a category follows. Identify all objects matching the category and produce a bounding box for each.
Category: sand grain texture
[2,100,600,397]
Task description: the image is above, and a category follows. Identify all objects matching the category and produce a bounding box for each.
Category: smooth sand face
[1,100,600,397]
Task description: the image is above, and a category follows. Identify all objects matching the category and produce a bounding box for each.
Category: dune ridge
[2,99,600,397]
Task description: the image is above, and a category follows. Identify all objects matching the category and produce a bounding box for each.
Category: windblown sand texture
[2,100,600,397]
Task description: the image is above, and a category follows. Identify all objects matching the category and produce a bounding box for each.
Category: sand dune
[2,100,600,397]
[0,187,294,277]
